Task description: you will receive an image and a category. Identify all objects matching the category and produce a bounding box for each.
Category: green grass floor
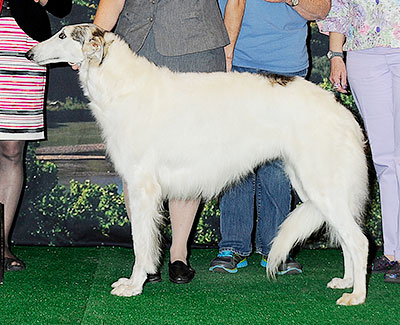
[0,247,399,324]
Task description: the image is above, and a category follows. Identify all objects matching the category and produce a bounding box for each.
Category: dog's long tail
[266,200,324,277]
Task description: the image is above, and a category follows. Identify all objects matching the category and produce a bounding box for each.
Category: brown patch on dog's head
[258,73,296,87]
[70,25,90,45]
[73,25,112,65]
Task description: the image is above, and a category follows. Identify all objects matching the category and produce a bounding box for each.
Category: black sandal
[5,257,26,272]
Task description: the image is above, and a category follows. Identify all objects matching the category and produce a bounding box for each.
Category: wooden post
[0,203,4,284]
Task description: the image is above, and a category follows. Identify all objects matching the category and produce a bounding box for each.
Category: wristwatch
[327,50,344,60]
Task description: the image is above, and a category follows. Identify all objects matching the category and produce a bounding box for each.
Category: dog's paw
[336,292,366,306]
[111,277,130,288]
[111,282,143,297]
[327,277,353,289]
[110,277,144,297]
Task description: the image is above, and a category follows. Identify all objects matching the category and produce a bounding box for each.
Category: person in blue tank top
[210,0,331,275]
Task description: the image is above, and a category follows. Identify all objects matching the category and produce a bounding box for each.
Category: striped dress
[0,17,46,140]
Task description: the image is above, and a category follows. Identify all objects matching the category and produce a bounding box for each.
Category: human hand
[69,63,80,70]
[34,0,49,6]
[329,57,347,93]
[224,45,234,72]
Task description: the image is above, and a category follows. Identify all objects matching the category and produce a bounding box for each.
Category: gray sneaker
[261,256,303,275]
[209,250,248,273]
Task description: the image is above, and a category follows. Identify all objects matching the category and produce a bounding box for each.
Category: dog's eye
[59,32,67,40]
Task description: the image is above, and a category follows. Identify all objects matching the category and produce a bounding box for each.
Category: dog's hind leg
[111,172,163,297]
[324,211,368,305]
[327,239,354,289]
[267,200,324,276]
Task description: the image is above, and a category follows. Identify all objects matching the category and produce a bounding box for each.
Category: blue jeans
[218,65,308,257]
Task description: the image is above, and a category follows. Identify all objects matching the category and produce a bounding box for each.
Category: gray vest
[115,0,229,56]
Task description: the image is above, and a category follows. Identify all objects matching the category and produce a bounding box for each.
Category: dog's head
[26,24,112,66]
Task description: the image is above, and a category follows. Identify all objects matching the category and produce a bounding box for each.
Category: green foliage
[72,0,98,8]
[71,0,98,22]
[47,97,89,111]
[66,180,128,233]
[195,199,221,245]
[29,179,129,245]
[318,78,358,113]
[16,143,129,245]
[17,143,63,245]
[364,180,382,247]
[309,56,330,85]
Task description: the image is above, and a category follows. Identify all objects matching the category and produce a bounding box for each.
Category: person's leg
[167,199,199,284]
[255,160,290,256]
[388,49,400,262]
[0,140,25,269]
[255,160,302,274]
[218,174,256,256]
[209,174,255,273]
[347,48,400,263]
[381,50,400,281]
[169,199,200,263]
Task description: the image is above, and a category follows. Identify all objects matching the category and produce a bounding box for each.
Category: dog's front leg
[111,173,162,297]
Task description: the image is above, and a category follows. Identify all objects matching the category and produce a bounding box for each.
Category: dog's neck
[78,34,159,108]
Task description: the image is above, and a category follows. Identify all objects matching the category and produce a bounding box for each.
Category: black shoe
[169,260,195,284]
[146,272,162,283]
[5,257,26,272]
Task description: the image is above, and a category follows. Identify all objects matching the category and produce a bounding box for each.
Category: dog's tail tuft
[266,201,324,277]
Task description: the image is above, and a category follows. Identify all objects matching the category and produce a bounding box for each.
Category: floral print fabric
[318,0,400,51]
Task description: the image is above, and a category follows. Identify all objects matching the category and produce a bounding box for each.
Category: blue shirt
[219,0,308,74]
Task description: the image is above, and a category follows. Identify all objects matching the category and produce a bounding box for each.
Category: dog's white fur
[27,24,369,305]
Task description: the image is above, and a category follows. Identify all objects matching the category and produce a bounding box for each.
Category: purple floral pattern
[318,0,400,51]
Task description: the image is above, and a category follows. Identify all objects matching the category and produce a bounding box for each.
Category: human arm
[328,32,347,93]
[94,0,125,31]
[317,0,349,93]
[222,0,246,72]
[36,0,72,18]
[265,0,331,21]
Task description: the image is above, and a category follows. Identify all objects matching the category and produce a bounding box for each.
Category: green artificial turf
[1,247,399,324]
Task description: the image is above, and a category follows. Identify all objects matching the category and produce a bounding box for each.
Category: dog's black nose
[25,50,34,61]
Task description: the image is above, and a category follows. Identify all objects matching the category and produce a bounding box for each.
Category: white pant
[347,47,400,260]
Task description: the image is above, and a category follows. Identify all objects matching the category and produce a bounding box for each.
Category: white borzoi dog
[26,24,369,305]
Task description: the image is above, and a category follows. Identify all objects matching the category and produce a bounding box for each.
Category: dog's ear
[83,36,104,63]
[83,35,113,65]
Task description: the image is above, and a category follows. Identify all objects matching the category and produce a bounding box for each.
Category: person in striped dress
[0,0,71,271]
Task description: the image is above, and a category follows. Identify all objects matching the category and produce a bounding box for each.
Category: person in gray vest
[93,0,229,284]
